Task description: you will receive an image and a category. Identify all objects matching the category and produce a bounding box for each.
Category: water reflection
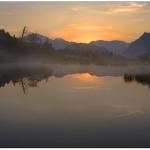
[72,73,97,81]
[0,64,150,147]
[124,74,150,87]
[0,64,150,94]
[0,67,50,94]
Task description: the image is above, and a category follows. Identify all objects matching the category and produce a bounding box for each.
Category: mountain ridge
[23,32,130,54]
[1,28,150,60]
[89,40,129,54]
[125,32,150,58]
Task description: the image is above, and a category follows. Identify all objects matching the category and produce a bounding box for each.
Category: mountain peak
[135,32,150,43]
[139,32,150,40]
[125,32,150,57]
[143,32,150,35]
[54,38,66,41]
[135,32,150,42]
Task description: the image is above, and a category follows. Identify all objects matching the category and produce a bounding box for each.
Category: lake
[0,63,150,147]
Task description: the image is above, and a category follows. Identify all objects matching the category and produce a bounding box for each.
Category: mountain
[23,33,52,44]
[23,33,129,54]
[24,34,72,50]
[22,31,150,61]
[60,43,126,65]
[64,43,108,54]
[51,38,72,50]
[125,32,150,58]
[89,40,129,54]
[62,43,115,59]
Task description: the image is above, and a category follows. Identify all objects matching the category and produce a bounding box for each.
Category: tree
[21,26,28,40]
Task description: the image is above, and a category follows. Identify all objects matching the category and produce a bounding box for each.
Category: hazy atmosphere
[0,1,150,148]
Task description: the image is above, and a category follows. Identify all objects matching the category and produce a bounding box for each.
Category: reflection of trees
[124,74,134,82]
[17,79,39,94]
[1,65,150,94]
[19,79,28,94]
[0,68,52,94]
[124,74,150,87]
[18,79,39,94]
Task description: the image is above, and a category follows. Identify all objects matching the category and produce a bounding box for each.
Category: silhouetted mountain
[90,40,129,54]
[64,43,110,54]
[58,43,127,65]
[24,34,72,50]
[23,33,52,44]
[125,32,150,58]
[51,38,72,50]
[23,33,130,55]
[1,28,150,65]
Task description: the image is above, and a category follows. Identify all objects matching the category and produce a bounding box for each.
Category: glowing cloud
[108,2,145,14]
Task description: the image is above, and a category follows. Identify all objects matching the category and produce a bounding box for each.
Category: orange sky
[0,2,150,43]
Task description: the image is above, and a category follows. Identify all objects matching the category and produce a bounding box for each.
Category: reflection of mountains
[0,64,150,93]
[124,74,150,88]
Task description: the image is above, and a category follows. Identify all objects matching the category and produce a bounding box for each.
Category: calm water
[0,64,150,147]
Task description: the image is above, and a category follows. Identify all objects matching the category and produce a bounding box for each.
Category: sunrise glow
[0,2,150,42]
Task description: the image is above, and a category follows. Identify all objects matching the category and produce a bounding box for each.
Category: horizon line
[1,27,149,44]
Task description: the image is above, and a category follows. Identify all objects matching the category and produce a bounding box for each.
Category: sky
[0,2,150,43]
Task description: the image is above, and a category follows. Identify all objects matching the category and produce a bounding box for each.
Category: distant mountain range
[89,40,129,54]
[63,42,108,53]
[51,38,73,50]
[23,32,149,58]
[62,42,113,59]
[23,33,51,44]
[23,33,72,50]
[1,29,150,60]
[24,33,130,54]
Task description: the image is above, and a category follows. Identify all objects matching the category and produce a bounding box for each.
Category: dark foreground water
[0,64,150,147]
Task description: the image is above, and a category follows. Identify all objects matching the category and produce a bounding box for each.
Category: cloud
[69,2,146,15]
[74,25,113,31]
[76,25,101,31]
[108,2,146,14]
